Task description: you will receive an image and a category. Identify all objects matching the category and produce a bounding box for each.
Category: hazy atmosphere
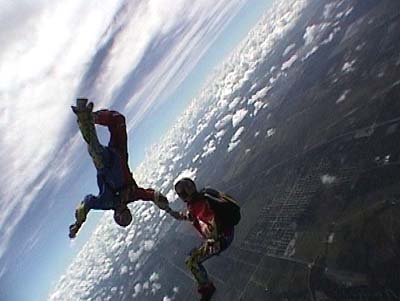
[2,0,400,300]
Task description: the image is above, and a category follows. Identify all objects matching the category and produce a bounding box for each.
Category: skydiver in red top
[169,178,236,301]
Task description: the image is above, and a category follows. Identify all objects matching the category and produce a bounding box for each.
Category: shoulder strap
[201,187,220,198]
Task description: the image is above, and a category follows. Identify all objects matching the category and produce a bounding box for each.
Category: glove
[71,98,94,115]
[69,202,88,239]
[205,239,221,254]
[69,223,81,239]
[153,191,171,211]
[75,202,88,225]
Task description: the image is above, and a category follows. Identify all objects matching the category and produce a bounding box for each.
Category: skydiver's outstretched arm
[129,188,173,212]
[69,202,90,239]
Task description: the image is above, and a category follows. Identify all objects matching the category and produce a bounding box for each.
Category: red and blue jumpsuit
[77,110,156,213]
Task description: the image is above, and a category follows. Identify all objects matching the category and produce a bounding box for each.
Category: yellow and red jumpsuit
[177,197,234,287]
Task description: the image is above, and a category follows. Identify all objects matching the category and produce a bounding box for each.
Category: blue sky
[0,1,274,300]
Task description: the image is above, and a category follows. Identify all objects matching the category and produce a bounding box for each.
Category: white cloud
[283,43,296,57]
[323,3,335,20]
[302,46,319,61]
[228,97,241,110]
[342,60,356,73]
[201,140,217,158]
[232,109,248,127]
[328,233,335,243]
[151,282,162,293]
[253,101,264,116]
[321,174,336,185]
[192,154,201,163]
[355,42,366,52]
[231,126,245,142]
[129,249,143,263]
[344,7,353,17]
[215,129,227,141]
[281,54,298,70]
[267,128,276,137]
[132,283,142,298]
[227,126,245,152]
[120,265,128,275]
[249,86,271,104]
[149,272,160,282]
[336,89,350,104]
[303,22,331,48]
[303,24,318,46]
[227,140,241,152]
[215,114,233,130]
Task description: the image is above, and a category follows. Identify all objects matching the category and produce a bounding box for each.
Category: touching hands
[153,191,171,211]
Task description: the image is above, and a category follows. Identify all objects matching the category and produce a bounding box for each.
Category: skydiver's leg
[93,110,128,161]
[126,189,171,213]
[185,233,234,287]
[93,110,137,188]
[185,243,214,286]
[73,100,105,169]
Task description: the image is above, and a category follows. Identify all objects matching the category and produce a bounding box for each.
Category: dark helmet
[175,178,197,201]
[113,207,132,227]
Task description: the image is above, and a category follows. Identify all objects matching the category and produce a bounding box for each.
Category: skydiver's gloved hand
[153,191,171,211]
[71,98,94,116]
[69,202,89,239]
[69,223,81,239]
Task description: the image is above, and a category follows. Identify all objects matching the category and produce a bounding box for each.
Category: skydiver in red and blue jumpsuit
[69,99,170,238]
